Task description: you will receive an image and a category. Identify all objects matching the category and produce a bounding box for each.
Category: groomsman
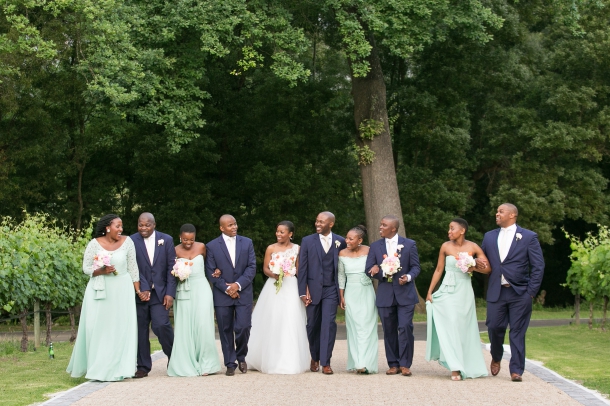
[298,212,346,375]
[205,215,256,376]
[131,212,176,378]
[477,203,544,382]
[366,215,420,376]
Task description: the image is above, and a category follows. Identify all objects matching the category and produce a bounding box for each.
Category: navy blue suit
[366,236,420,368]
[297,232,346,366]
[482,225,544,375]
[205,234,256,369]
[131,231,176,373]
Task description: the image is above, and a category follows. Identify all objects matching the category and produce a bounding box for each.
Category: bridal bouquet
[92,253,116,275]
[172,260,193,281]
[455,252,475,276]
[380,254,401,283]
[269,253,296,294]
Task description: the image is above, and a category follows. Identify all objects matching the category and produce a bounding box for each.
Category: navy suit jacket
[297,233,346,305]
[131,231,177,302]
[366,236,421,307]
[481,225,545,303]
[205,234,257,307]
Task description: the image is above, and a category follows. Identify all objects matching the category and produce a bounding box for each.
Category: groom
[298,211,346,375]
[205,214,256,376]
[366,215,420,376]
[477,203,544,382]
[131,212,176,378]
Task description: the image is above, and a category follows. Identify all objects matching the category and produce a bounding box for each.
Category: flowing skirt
[246,276,309,374]
[345,279,378,373]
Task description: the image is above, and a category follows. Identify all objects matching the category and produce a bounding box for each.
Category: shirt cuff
[236,282,242,291]
[406,275,411,282]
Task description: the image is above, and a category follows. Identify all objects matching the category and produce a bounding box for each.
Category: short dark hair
[180,223,196,234]
[350,224,368,240]
[451,218,469,233]
[94,214,120,238]
[277,220,295,234]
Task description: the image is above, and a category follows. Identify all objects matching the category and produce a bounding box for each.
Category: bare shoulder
[360,245,370,255]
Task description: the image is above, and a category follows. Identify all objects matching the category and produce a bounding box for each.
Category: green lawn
[0,339,162,406]
[481,324,610,397]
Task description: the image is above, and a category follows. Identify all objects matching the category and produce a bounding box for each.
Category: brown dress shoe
[322,365,334,375]
[386,367,399,375]
[310,360,320,372]
[238,361,247,373]
[490,360,501,376]
[400,367,412,376]
[511,373,523,382]
[134,370,148,378]
[225,367,235,376]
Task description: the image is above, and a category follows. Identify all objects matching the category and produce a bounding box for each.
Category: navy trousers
[136,291,174,373]
[306,286,338,366]
[378,302,415,368]
[486,286,533,375]
[215,304,252,369]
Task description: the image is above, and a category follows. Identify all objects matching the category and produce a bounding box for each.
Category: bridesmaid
[67,214,140,381]
[167,224,221,377]
[425,218,491,380]
[338,225,378,374]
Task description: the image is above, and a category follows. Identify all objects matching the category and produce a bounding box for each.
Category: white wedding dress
[246,244,310,374]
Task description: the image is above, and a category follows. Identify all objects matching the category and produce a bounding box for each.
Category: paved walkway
[42,339,609,406]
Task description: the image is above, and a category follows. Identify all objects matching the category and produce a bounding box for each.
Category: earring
[179,238,182,243]
[106,229,110,232]
[290,236,293,241]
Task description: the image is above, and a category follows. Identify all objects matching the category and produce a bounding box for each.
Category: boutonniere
[515,233,522,241]
[397,244,404,252]
[335,240,341,248]
[158,239,164,246]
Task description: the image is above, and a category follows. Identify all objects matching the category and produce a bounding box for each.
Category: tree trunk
[588,300,593,330]
[351,34,425,313]
[69,306,77,343]
[45,303,52,346]
[602,295,608,331]
[20,309,29,352]
[76,163,85,230]
[574,293,580,325]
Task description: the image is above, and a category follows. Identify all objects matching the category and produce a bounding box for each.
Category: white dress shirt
[222,233,241,292]
[319,232,333,253]
[144,230,156,265]
[498,224,517,285]
[385,234,410,282]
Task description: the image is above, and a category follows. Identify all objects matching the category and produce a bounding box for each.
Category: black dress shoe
[238,361,247,373]
[225,367,235,376]
[134,370,148,379]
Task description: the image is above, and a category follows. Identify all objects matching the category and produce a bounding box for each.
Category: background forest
[1,0,609,306]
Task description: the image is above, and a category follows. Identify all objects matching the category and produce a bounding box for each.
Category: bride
[246,221,310,374]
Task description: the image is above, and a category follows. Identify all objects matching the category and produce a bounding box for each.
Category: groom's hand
[369,265,380,276]
[225,283,239,297]
[163,295,174,310]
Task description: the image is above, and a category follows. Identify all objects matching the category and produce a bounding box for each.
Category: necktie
[323,236,330,253]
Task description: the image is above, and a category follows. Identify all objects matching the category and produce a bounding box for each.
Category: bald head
[139,212,155,223]
[315,211,335,236]
[137,212,156,238]
[219,214,238,237]
[382,215,400,230]
[496,203,518,228]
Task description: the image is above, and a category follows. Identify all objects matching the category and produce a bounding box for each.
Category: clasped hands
[369,265,409,285]
[136,291,174,310]
[210,268,240,299]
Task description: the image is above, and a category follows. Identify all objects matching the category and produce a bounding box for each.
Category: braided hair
[94,214,120,238]
[350,224,368,241]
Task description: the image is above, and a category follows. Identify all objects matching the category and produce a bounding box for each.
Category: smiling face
[345,230,362,250]
[315,213,334,236]
[448,221,465,242]
[108,218,123,240]
[496,205,517,228]
[180,232,196,249]
[220,215,238,237]
[138,214,156,239]
[275,225,292,244]
[379,217,398,239]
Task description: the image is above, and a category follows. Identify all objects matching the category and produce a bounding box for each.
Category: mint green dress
[167,255,221,376]
[67,237,139,381]
[339,256,378,373]
[426,255,488,379]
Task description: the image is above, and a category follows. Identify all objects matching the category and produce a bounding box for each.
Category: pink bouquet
[455,252,475,276]
[93,253,116,275]
[380,254,401,282]
[269,253,297,293]
[172,260,192,281]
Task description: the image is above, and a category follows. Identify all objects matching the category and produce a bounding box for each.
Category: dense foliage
[2,0,610,306]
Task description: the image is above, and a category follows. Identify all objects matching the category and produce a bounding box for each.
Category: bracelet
[136,290,141,294]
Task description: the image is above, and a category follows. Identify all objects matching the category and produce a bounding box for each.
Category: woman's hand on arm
[473,245,491,274]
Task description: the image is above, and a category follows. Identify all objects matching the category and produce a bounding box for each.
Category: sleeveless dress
[339,256,379,373]
[246,245,310,374]
[168,255,221,376]
[425,255,488,379]
[67,237,139,381]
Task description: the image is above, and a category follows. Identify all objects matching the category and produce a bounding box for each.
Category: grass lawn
[480,324,610,397]
[0,339,162,406]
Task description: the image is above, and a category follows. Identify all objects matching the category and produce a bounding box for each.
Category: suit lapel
[332,233,339,269]
[397,236,406,267]
[491,229,502,262]
[134,234,152,267]
[219,235,234,268]
[504,226,521,261]
[234,236,242,268]
[152,233,162,267]
[315,234,324,264]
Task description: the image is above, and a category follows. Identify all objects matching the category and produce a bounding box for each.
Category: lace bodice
[268,244,299,278]
[83,237,140,284]
[338,256,371,289]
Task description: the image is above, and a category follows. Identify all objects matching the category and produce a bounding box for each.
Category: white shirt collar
[385,234,399,244]
[319,232,333,242]
[222,233,236,242]
[501,224,517,232]
[144,230,156,241]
